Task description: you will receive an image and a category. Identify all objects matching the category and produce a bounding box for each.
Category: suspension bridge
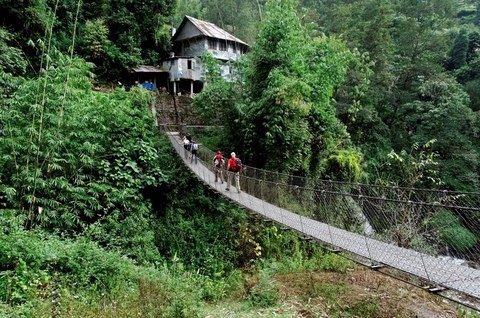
[163,127,480,310]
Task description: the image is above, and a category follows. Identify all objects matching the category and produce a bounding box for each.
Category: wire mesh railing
[161,124,480,303]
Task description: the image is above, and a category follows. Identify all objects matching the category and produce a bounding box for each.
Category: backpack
[191,143,198,151]
[214,155,223,167]
[229,158,236,172]
[235,158,242,172]
[230,158,242,172]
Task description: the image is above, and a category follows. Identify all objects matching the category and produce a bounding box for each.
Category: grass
[3,263,478,318]
[1,227,478,318]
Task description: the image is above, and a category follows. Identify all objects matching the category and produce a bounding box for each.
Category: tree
[80,18,112,77]
[467,31,480,63]
[476,1,480,27]
[0,0,49,73]
[0,28,26,111]
[446,29,468,70]
[391,0,455,95]
[0,28,27,75]
[173,0,205,28]
[201,0,260,45]
[241,0,360,179]
[0,50,168,232]
[398,74,479,190]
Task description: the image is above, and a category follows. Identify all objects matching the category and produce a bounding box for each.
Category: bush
[0,227,131,305]
[429,210,477,253]
[246,269,278,308]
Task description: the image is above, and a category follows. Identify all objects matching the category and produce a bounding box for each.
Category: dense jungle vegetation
[1,0,480,317]
[191,0,480,192]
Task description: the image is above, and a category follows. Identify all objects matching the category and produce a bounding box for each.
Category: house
[131,65,164,91]
[133,16,250,96]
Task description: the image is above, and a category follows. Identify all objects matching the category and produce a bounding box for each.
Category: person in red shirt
[213,151,225,183]
[226,152,241,193]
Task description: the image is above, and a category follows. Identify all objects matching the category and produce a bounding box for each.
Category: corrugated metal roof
[131,65,164,73]
[177,16,249,46]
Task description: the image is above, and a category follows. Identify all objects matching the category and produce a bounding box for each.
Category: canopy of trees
[193,0,480,191]
[0,0,175,79]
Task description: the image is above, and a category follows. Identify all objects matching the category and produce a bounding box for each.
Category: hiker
[226,152,242,193]
[213,151,225,183]
[190,140,199,164]
[183,136,190,159]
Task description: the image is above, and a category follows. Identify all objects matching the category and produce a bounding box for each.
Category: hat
[231,152,236,157]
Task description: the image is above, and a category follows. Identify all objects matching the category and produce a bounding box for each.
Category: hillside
[1,0,480,317]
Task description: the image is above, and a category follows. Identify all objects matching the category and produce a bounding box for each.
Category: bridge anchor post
[300,236,313,241]
[327,247,342,253]
[369,263,384,270]
[425,285,446,293]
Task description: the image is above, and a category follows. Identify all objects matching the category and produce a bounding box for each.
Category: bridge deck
[167,133,480,302]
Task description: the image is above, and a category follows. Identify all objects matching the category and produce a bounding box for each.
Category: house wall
[209,41,242,61]
[181,38,207,57]
[177,37,246,62]
[161,57,239,83]
[161,58,203,82]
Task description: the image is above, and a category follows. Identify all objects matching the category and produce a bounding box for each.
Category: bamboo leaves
[0,51,169,232]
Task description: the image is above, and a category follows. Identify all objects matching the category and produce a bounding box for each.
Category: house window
[219,41,227,51]
[208,39,216,50]
[187,60,194,70]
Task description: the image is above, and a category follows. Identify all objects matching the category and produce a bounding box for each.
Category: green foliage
[192,77,239,126]
[457,306,480,318]
[95,0,175,71]
[0,223,224,317]
[308,0,480,189]
[259,226,354,273]
[200,52,223,82]
[343,298,380,317]
[467,31,480,63]
[134,268,203,318]
[0,28,27,75]
[397,75,478,189]
[380,139,441,188]
[0,226,131,305]
[154,187,256,277]
[325,149,363,182]
[428,210,477,253]
[173,0,205,28]
[308,282,348,302]
[447,29,469,70]
[0,259,50,305]
[0,51,173,265]
[246,269,279,308]
[0,28,26,107]
[85,209,161,265]
[0,0,49,73]
[2,1,480,316]
[235,0,358,178]
[315,253,353,273]
[0,0,175,79]
[81,18,111,74]
[464,78,480,111]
